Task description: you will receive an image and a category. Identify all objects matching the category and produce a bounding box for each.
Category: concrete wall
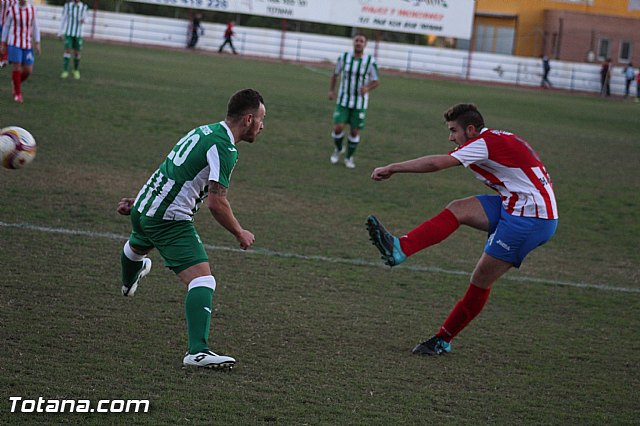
[37,5,632,96]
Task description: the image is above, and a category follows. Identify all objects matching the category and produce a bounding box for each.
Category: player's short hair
[444,103,485,130]
[353,32,368,41]
[227,89,265,121]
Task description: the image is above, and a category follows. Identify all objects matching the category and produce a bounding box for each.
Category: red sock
[399,208,459,257]
[436,283,491,342]
[20,70,30,82]
[1,51,7,62]
[12,70,21,96]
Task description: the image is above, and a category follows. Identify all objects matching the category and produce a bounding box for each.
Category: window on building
[598,39,610,60]
[475,25,492,52]
[619,41,632,63]
[474,24,515,55]
[495,27,515,55]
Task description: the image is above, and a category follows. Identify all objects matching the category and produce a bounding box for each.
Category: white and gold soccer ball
[0,126,37,169]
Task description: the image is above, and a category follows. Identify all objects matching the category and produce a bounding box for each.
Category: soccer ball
[0,126,37,169]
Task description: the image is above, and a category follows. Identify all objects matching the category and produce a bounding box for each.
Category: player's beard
[243,126,261,143]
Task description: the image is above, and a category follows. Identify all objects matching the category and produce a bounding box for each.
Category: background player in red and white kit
[0,0,17,67]
[366,103,558,356]
[0,0,40,103]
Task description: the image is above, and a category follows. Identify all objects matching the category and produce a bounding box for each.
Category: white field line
[303,65,333,77]
[1,220,638,294]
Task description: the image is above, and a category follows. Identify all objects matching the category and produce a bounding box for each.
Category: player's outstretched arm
[207,181,255,250]
[371,155,460,181]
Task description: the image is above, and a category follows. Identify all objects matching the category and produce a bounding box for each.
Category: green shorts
[63,35,83,51]
[333,105,367,129]
[128,210,208,274]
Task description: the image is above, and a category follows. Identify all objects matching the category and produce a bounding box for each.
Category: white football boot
[121,258,152,297]
[183,350,236,369]
[344,157,356,169]
[330,149,342,164]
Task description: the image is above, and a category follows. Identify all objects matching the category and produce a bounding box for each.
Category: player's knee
[445,198,467,219]
[446,197,482,224]
[124,241,148,261]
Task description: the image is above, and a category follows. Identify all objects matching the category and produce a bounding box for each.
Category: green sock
[74,58,80,70]
[333,136,344,152]
[121,251,143,286]
[346,141,359,159]
[63,56,70,71]
[185,286,213,354]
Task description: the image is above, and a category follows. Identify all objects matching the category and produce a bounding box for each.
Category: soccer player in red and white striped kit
[0,0,17,66]
[0,0,40,103]
[367,103,558,356]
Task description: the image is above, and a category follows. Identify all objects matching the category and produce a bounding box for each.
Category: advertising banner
[126,0,474,39]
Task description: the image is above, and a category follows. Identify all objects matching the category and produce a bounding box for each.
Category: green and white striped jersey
[134,122,239,221]
[334,52,379,110]
[59,1,88,38]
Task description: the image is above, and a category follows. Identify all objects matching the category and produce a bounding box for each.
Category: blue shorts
[477,195,558,268]
[7,45,35,65]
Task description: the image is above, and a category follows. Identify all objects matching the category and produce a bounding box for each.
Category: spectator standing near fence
[328,33,380,169]
[218,21,237,54]
[623,63,634,98]
[0,0,40,103]
[59,0,88,80]
[0,0,18,67]
[540,55,552,88]
[187,13,203,49]
[600,58,611,97]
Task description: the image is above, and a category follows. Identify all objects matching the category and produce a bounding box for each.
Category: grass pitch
[1,37,639,424]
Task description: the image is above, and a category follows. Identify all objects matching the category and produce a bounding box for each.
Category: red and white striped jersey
[450,128,558,219]
[1,0,18,27]
[1,2,40,49]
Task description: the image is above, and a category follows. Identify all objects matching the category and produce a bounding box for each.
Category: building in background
[473,0,640,65]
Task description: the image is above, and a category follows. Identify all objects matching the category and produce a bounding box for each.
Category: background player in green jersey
[58,0,88,79]
[116,89,266,369]
[328,33,380,169]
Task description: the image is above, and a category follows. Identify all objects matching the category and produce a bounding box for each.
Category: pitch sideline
[1,220,637,294]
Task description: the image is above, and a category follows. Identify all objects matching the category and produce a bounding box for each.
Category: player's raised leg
[120,240,152,297]
[367,197,488,267]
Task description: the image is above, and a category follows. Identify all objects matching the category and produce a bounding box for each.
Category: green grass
[1,37,638,424]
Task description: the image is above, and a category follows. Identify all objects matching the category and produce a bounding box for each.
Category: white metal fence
[38,5,632,96]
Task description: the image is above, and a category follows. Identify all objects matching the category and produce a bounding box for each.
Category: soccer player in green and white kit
[328,33,380,169]
[58,0,87,79]
[116,89,266,369]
